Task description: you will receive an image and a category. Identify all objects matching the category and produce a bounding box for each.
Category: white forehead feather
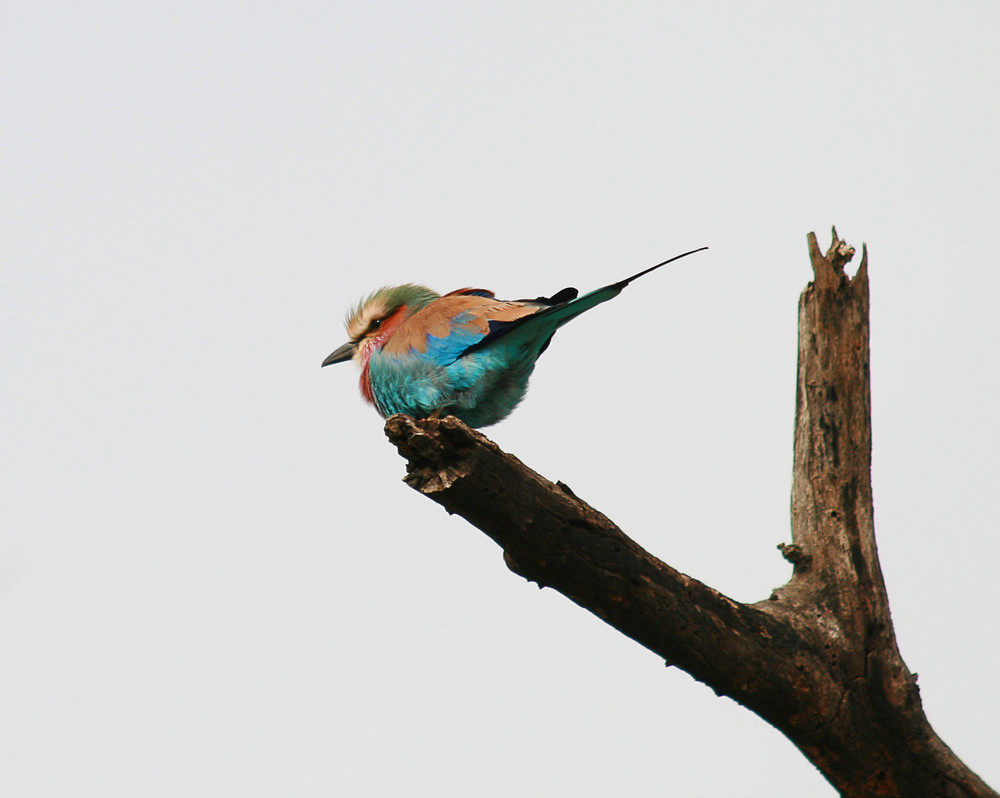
[345,294,389,341]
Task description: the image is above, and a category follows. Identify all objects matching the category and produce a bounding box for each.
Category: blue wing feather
[421,311,491,364]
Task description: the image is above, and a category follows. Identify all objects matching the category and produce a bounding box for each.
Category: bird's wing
[460,283,623,355]
[380,294,546,364]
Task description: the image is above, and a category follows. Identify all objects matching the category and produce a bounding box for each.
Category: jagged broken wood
[383,230,996,798]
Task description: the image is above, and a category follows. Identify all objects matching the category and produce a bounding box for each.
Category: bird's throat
[357,306,407,409]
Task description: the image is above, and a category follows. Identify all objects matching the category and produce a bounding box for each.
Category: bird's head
[322,284,440,367]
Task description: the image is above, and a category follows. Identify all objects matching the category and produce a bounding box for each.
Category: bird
[322,247,707,427]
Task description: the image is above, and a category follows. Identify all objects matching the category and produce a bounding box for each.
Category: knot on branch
[384,414,497,494]
[778,542,812,571]
[502,549,544,585]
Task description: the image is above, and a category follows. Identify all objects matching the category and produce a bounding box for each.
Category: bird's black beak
[321,342,356,367]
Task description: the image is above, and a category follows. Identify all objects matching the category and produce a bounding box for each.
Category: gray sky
[3,2,998,795]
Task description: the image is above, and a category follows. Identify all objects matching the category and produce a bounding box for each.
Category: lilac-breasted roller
[322,247,707,427]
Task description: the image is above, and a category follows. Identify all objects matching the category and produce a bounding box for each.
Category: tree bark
[383,230,996,798]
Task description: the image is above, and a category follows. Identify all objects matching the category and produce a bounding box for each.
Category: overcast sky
[3,2,998,795]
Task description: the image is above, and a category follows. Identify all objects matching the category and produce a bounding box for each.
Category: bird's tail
[469,246,708,355]
[530,246,708,329]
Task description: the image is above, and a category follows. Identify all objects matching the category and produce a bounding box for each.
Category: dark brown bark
[383,230,996,798]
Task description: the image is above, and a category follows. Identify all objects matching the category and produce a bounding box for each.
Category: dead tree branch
[383,230,996,798]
